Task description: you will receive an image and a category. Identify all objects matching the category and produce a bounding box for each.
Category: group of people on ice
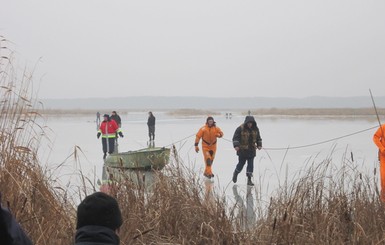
[96,110,263,186]
[194,114,385,192]
[95,110,385,192]
[97,111,124,159]
[96,111,156,159]
[194,115,262,186]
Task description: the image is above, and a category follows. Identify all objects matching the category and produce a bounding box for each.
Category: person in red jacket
[97,114,123,159]
[195,116,223,179]
[373,123,385,202]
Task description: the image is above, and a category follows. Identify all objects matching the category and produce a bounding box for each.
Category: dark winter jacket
[110,115,122,127]
[147,115,156,127]
[232,116,262,158]
[74,225,120,245]
[0,200,33,245]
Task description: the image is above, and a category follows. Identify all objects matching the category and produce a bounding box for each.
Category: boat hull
[104,147,171,170]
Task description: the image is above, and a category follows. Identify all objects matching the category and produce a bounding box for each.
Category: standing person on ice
[195,116,224,179]
[97,114,123,159]
[110,111,122,128]
[110,111,122,151]
[373,123,385,202]
[232,115,262,186]
[147,111,156,142]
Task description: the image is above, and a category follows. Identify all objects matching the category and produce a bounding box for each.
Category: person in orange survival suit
[195,116,224,179]
[373,123,385,202]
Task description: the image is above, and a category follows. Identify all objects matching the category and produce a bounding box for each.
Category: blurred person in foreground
[195,116,224,179]
[97,114,123,159]
[75,192,122,245]
[0,193,33,245]
[373,123,385,202]
[232,115,262,186]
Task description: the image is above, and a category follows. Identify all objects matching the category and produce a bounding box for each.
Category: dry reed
[0,44,75,244]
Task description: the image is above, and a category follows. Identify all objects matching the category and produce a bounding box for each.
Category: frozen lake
[38,111,381,208]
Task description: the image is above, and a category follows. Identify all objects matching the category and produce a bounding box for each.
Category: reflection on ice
[204,178,215,207]
[232,185,256,231]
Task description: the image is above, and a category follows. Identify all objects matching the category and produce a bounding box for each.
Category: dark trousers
[148,125,155,140]
[102,137,116,154]
[235,156,254,176]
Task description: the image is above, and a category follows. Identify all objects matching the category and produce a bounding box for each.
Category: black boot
[232,171,238,183]
[103,153,107,159]
[247,175,254,186]
[204,172,211,179]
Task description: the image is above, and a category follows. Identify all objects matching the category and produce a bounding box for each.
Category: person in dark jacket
[232,116,262,186]
[75,192,123,245]
[0,193,33,245]
[147,112,156,141]
[110,111,122,128]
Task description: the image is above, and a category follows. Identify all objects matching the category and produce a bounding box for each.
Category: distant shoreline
[40,96,385,111]
[37,107,385,119]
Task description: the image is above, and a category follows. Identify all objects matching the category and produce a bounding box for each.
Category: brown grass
[262,148,385,244]
[0,46,75,244]
[109,152,238,244]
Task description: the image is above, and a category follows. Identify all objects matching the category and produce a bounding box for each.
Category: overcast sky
[1,0,385,99]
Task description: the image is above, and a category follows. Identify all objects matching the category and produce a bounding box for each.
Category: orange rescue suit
[195,124,224,176]
[373,124,385,202]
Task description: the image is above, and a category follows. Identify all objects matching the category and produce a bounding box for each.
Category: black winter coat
[75,225,120,245]
[147,115,155,127]
[0,203,33,245]
[110,115,121,127]
[232,116,262,158]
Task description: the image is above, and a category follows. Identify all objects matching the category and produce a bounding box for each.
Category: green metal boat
[100,146,171,192]
[104,146,171,171]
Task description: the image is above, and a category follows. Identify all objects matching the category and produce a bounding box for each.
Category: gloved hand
[118,132,124,138]
[97,132,101,139]
[195,146,199,153]
[216,133,223,138]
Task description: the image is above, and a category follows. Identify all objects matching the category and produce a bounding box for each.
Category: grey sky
[1,0,385,99]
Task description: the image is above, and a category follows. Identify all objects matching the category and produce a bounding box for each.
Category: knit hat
[76,192,122,230]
